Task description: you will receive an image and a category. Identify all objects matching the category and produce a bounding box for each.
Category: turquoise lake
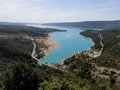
[30,25,93,64]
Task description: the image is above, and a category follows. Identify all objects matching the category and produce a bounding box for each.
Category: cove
[30,25,93,64]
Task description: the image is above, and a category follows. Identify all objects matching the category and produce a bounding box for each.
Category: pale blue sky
[0,0,120,23]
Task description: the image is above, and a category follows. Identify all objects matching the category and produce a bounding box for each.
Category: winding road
[31,33,104,70]
[93,33,104,58]
[31,41,64,71]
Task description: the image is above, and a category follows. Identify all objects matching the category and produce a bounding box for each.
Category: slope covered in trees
[0,24,78,90]
[80,30,120,69]
[0,25,66,37]
[0,23,120,90]
[63,29,120,90]
[44,20,120,30]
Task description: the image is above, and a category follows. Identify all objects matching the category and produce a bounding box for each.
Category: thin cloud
[75,1,120,11]
[0,0,120,22]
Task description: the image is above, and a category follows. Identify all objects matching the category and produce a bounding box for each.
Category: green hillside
[0,24,120,90]
[44,20,120,30]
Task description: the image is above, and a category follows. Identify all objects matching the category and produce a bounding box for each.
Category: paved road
[31,41,64,71]
[93,33,104,58]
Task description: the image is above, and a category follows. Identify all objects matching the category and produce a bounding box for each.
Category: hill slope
[44,20,120,29]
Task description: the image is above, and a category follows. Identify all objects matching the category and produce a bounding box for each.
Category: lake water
[30,25,93,64]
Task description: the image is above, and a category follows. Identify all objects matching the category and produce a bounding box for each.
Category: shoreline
[80,34,95,46]
[36,36,59,57]
[89,38,95,46]
[61,34,95,65]
[44,37,59,56]
[80,34,95,50]
[88,38,95,50]
[35,33,95,65]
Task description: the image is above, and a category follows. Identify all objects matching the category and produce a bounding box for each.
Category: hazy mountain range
[1,20,120,30]
[43,20,120,30]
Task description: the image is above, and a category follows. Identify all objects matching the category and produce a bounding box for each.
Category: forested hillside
[0,24,120,90]
[0,25,69,90]
[0,24,66,37]
[44,20,120,29]
[63,29,120,90]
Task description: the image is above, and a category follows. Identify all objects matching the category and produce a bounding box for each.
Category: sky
[0,0,120,23]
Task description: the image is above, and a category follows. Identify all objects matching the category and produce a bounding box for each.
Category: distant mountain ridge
[0,22,26,26]
[1,20,120,30]
[44,20,120,30]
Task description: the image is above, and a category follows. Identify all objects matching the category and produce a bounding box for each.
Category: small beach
[36,37,59,57]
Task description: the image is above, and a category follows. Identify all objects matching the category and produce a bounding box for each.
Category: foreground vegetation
[0,37,83,90]
[63,29,120,90]
[0,25,80,90]
[0,24,120,90]
[80,30,120,69]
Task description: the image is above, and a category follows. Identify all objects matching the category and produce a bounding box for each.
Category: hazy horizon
[0,0,120,23]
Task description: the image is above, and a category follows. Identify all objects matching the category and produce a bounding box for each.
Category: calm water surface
[30,25,93,64]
